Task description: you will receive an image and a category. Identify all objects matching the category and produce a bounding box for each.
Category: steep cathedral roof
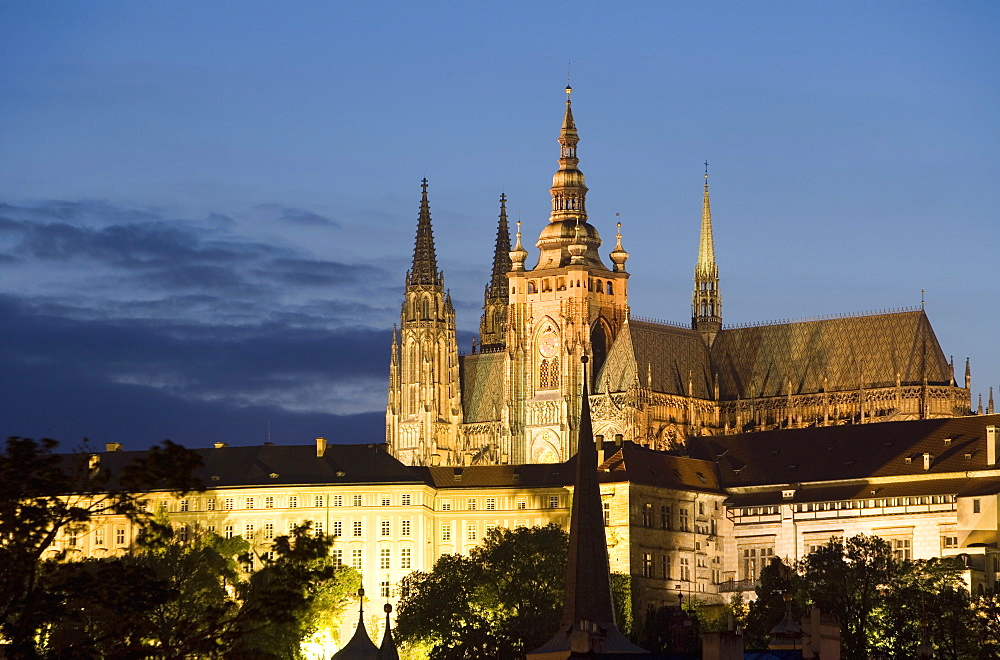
[332,588,379,660]
[595,320,712,398]
[711,309,950,399]
[459,351,507,423]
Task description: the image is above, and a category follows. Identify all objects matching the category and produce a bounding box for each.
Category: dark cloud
[257,203,340,227]
[0,294,391,448]
[265,258,386,287]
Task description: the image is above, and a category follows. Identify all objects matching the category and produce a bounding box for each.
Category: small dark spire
[376,603,400,660]
[332,587,379,659]
[409,178,441,287]
[487,193,512,299]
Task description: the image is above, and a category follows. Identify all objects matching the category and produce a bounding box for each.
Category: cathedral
[386,87,971,467]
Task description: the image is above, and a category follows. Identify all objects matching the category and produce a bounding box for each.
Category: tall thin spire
[529,357,646,657]
[408,178,441,287]
[692,162,722,345]
[487,193,512,298]
[548,85,589,223]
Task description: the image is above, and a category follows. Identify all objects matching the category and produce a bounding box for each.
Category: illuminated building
[386,87,971,468]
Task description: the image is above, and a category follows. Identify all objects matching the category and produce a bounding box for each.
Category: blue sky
[1,1,997,449]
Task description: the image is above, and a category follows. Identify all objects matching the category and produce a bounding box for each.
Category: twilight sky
[1,2,997,450]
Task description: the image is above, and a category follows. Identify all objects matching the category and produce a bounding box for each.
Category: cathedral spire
[692,162,722,344]
[479,194,513,349]
[487,194,512,299]
[408,178,441,287]
[548,85,589,224]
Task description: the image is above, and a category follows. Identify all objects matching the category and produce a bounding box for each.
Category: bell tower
[692,162,721,345]
[387,179,463,466]
[505,87,630,464]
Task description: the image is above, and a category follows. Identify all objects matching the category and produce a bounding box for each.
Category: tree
[396,524,569,659]
[0,436,204,657]
[875,557,973,660]
[30,522,359,660]
[742,555,804,650]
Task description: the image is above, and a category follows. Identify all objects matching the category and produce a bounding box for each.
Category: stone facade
[386,90,971,468]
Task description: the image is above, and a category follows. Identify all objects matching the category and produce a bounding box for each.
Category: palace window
[264,496,274,509]
[679,508,690,532]
[332,521,342,537]
[467,498,477,511]
[332,549,343,567]
[467,524,477,541]
[245,522,255,537]
[517,498,527,510]
[224,524,234,539]
[207,498,215,511]
[352,549,362,570]
[680,557,691,581]
[401,548,412,569]
[441,524,452,541]
[333,495,343,507]
[381,520,391,537]
[441,500,451,511]
[402,494,411,506]
[642,503,653,527]
[381,495,391,506]
[642,553,653,577]
[661,555,670,579]
[380,581,391,599]
[603,502,610,526]
[264,522,274,540]
[224,498,234,511]
[289,496,298,508]
[740,546,774,581]
[661,505,672,530]
[380,548,391,570]
[401,519,411,536]
[353,521,362,537]
[246,497,254,509]
[353,494,363,507]
[486,498,496,511]
[549,495,560,509]
[180,499,189,512]
[94,528,105,546]
[314,495,324,508]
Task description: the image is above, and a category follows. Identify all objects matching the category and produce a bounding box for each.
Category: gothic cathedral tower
[692,163,721,345]
[386,180,463,466]
[505,87,631,464]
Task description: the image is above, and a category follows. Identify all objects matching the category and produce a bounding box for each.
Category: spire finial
[509,219,528,271]
[609,212,629,272]
[409,179,440,286]
[693,163,721,341]
[921,288,925,308]
[549,85,587,224]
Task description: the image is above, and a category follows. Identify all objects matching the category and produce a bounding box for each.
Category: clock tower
[505,87,630,464]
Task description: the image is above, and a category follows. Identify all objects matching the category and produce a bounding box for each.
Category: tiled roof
[686,414,1000,488]
[596,320,712,398]
[417,463,568,489]
[597,443,725,494]
[711,310,951,399]
[459,351,506,422]
[91,442,423,490]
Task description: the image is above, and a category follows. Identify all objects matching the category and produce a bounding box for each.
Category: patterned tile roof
[595,320,712,398]
[459,352,506,422]
[711,310,951,399]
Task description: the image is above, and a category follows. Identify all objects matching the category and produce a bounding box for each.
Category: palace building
[385,87,971,468]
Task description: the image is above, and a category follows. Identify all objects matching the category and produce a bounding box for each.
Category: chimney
[923,452,933,471]
[316,437,327,457]
[105,442,122,452]
[988,426,998,466]
[596,435,605,465]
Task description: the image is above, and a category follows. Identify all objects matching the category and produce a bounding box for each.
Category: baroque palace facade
[58,415,1000,629]
[386,87,971,468]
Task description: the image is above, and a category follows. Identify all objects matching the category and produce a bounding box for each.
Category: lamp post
[676,584,683,611]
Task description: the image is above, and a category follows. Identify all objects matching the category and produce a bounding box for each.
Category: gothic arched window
[539,358,559,390]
